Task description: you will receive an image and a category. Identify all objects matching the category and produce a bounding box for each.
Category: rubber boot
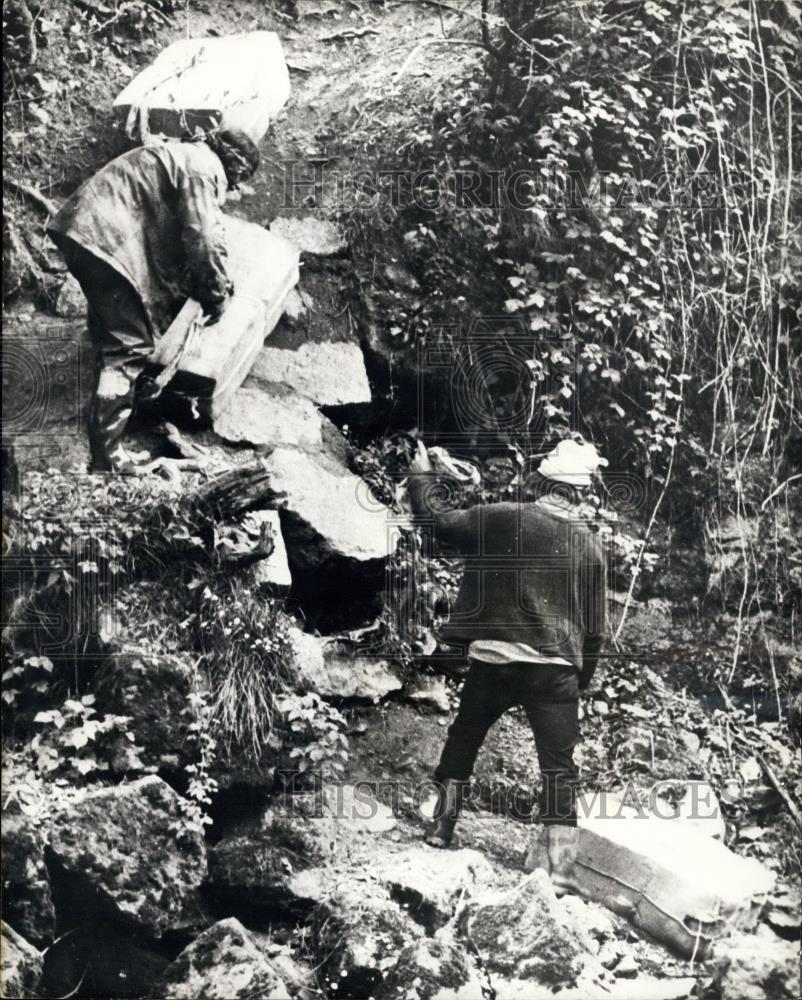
[546,824,580,892]
[524,824,580,892]
[425,779,467,848]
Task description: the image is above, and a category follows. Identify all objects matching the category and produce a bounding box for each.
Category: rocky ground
[2,2,801,999]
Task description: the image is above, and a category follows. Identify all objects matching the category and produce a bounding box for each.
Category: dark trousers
[434,660,580,825]
[58,240,156,473]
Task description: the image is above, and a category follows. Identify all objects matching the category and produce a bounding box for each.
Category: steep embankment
[2,2,800,999]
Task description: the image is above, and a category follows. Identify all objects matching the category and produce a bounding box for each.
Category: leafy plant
[277,692,350,781]
[197,580,296,761]
[31,694,146,779]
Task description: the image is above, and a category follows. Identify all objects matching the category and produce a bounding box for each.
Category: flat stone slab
[214,382,324,451]
[529,789,775,958]
[252,341,371,407]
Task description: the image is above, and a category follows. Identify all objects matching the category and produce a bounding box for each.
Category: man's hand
[202,281,234,326]
[409,440,433,474]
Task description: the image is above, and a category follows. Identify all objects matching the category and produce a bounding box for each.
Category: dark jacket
[48,142,230,336]
[408,471,606,689]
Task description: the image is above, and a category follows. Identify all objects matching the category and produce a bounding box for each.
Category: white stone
[252,341,371,407]
[214,383,323,450]
[244,510,292,590]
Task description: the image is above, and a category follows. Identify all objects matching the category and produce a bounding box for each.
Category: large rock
[92,650,201,775]
[291,631,403,702]
[213,380,350,463]
[712,925,801,1000]
[252,341,371,407]
[263,447,403,627]
[207,795,337,913]
[48,776,206,936]
[214,383,325,450]
[467,869,597,989]
[375,932,487,1000]
[380,846,494,933]
[1,802,56,947]
[312,878,423,998]
[152,918,290,1000]
[1,922,43,999]
[264,447,397,566]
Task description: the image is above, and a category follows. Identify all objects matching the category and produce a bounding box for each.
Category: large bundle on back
[114,32,290,144]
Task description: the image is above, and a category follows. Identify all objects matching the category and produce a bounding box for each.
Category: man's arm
[176,167,231,321]
[578,533,606,691]
[407,444,481,553]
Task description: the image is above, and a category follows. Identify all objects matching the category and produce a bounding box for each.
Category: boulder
[263,446,398,566]
[270,216,346,256]
[54,273,86,317]
[152,918,290,1000]
[712,925,801,1000]
[380,846,494,932]
[1,922,43,999]
[214,383,326,451]
[312,878,423,999]
[207,795,337,914]
[375,932,487,1000]
[251,341,371,407]
[48,776,206,936]
[293,634,403,702]
[467,869,598,989]
[91,650,201,775]
[1,803,56,947]
[261,447,403,627]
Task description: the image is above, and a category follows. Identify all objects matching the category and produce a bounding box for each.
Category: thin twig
[756,752,802,833]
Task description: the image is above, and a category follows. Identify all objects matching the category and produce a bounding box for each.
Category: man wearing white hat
[408,437,607,886]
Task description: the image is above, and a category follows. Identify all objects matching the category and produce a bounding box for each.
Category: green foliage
[30,694,146,779]
[197,581,296,761]
[180,689,218,833]
[343,0,801,628]
[276,692,350,781]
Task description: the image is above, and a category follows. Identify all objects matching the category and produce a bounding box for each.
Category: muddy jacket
[48,142,230,336]
[408,471,606,688]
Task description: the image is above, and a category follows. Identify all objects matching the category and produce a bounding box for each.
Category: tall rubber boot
[524,824,580,893]
[425,779,468,849]
[89,365,139,474]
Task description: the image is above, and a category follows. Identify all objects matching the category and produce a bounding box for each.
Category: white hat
[538,439,607,486]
